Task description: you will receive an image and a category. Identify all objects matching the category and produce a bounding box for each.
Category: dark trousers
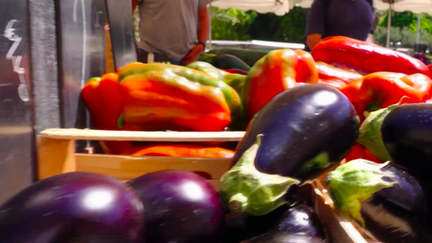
[137,49,185,66]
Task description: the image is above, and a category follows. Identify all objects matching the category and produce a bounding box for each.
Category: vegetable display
[45,35,432,243]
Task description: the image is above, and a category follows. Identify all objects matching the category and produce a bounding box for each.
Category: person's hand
[182,44,204,65]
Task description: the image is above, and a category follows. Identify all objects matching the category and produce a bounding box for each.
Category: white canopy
[210,0,297,16]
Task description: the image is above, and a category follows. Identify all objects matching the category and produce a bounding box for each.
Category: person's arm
[305,0,326,51]
[182,4,210,64]
[197,6,210,44]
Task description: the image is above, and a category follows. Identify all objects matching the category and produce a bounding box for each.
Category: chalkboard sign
[57,0,106,130]
[0,0,35,204]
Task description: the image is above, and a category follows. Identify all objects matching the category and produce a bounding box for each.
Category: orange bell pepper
[242,49,318,120]
[118,64,237,131]
[340,72,432,121]
[121,144,235,158]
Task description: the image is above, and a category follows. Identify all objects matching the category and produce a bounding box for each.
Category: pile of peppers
[82,36,432,161]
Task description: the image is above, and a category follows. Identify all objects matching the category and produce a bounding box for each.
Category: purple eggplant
[381,103,432,180]
[325,159,432,243]
[232,84,359,180]
[126,170,222,243]
[0,172,144,243]
[241,233,326,243]
[220,85,359,216]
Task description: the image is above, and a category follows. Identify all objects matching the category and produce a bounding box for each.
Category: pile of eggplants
[0,170,223,243]
[321,102,432,243]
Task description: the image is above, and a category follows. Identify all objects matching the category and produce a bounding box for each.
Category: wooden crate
[37,128,245,190]
[36,128,377,243]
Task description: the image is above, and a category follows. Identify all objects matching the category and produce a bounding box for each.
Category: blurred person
[131,0,210,65]
[305,0,374,51]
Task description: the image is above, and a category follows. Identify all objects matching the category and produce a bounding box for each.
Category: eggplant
[325,159,432,243]
[381,103,432,180]
[233,84,359,181]
[221,204,327,243]
[126,170,222,243]
[0,172,144,243]
[220,84,359,216]
[241,233,327,243]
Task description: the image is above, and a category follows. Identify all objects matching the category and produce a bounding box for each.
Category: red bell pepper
[242,49,318,120]
[316,61,363,84]
[81,73,132,154]
[340,72,432,121]
[344,143,383,164]
[312,36,431,77]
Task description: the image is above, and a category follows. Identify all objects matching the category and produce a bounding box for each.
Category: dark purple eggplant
[126,170,222,243]
[221,204,327,243]
[232,84,359,180]
[241,233,327,243]
[271,205,326,239]
[220,84,359,216]
[325,159,432,243]
[381,103,432,180]
[0,172,144,243]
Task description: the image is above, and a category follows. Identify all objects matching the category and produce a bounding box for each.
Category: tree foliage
[211,7,257,40]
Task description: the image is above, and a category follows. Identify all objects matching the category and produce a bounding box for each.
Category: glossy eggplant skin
[0,172,144,243]
[358,165,431,243]
[232,84,359,181]
[126,170,222,243]
[271,205,326,240]
[221,203,327,243]
[381,103,432,180]
[241,233,327,243]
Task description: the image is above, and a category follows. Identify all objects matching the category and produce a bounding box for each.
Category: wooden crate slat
[75,154,232,181]
[40,128,246,142]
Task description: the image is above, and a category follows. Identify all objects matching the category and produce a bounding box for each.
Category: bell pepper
[340,72,432,121]
[118,62,240,114]
[81,73,132,154]
[344,143,382,164]
[118,63,238,131]
[242,49,318,119]
[187,61,246,96]
[312,36,431,77]
[120,143,235,158]
[316,61,363,85]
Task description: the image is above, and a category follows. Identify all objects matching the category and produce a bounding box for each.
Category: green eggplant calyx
[324,159,398,227]
[357,99,405,162]
[220,134,301,216]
